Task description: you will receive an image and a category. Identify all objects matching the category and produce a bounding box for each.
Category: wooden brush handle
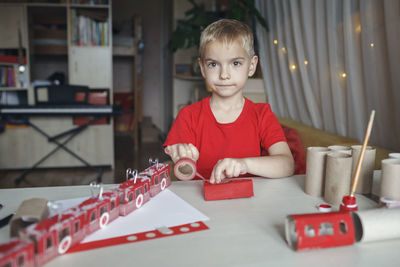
[350,110,375,196]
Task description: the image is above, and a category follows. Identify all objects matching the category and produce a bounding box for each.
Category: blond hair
[199,19,255,59]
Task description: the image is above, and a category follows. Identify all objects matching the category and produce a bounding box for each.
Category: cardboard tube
[328,145,352,155]
[305,147,330,196]
[352,208,400,243]
[389,153,400,159]
[380,159,400,200]
[10,198,49,237]
[324,152,352,205]
[351,145,376,194]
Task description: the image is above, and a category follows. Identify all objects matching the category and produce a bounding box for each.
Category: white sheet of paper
[52,189,209,243]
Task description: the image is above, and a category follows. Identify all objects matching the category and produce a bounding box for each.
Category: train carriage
[0,238,35,267]
[78,190,119,236]
[118,178,151,216]
[139,162,171,197]
[19,208,86,266]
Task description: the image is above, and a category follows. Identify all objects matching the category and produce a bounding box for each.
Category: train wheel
[58,236,72,254]
[99,212,110,229]
[136,194,143,208]
[161,178,167,190]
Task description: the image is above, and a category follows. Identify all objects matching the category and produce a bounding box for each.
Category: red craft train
[0,160,170,267]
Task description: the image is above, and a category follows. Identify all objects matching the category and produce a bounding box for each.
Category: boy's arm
[210,141,294,183]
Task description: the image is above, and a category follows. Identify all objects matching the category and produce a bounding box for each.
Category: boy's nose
[220,67,230,80]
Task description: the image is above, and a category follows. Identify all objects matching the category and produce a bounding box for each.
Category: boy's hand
[210,158,247,184]
[164,143,199,163]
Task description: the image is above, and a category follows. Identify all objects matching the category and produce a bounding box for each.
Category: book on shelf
[0,64,28,89]
[71,9,109,46]
[0,55,27,65]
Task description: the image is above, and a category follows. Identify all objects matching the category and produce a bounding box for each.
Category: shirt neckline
[205,96,248,127]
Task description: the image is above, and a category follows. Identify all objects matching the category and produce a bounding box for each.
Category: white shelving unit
[0,0,115,170]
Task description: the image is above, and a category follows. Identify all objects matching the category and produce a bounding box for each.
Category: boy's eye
[233,61,242,66]
[207,62,217,68]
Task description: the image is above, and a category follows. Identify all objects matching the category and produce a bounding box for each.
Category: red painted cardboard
[203,179,254,201]
[285,211,355,251]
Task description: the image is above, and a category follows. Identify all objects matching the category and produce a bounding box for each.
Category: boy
[164,19,294,183]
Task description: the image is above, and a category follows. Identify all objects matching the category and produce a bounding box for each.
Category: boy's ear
[198,57,206,78]
[248,55,258,77]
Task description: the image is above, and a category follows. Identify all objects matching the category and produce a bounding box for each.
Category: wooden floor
[0,132,169,189]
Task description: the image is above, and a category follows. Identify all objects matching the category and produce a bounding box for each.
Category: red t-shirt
[163,96,286,178]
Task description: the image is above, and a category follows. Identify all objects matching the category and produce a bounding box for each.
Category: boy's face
[198,39,258,98]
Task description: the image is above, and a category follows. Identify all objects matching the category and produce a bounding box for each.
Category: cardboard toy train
[0,160,171,267]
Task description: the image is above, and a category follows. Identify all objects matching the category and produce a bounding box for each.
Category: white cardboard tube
[324,151,352,205]
[389,153,400,159]
[305,147,330,196]
[380,159,400,200]
[328,145,352,155]
[352,208,400,243]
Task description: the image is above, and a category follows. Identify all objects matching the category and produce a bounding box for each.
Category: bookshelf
[0,0,116,170]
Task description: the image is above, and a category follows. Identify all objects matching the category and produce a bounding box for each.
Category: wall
[113,0,172,133]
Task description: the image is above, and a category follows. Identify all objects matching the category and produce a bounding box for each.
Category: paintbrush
[340,110,375,211]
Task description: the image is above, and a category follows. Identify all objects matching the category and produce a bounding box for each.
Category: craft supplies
[9,198,49,237]
[285,211,355,251]
[285,208,400,251]
[380,158,400,200]
[352,208,400,243]
[305,147,330,196]
[318,204,332,212]
[174,158,207,181]
[327,145,352,155]
[388,153,400,159]
[203,179,254,201]
[324,151,352,205]
[340,110,375,211]
[351,145,376,194]
[174,158,254,201]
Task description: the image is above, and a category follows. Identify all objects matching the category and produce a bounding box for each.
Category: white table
[1,174,399,267]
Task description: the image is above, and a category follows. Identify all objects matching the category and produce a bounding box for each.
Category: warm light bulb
[304,60,308,65]
[274,39,278,45]
[282,47,287,54]
[341,73,347,78]
[370,43,374,47]
[291,64,296,70]
[18,65,26,73]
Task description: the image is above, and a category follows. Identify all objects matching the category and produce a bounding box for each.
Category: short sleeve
[258,104,287,150]
[163,106,196,148]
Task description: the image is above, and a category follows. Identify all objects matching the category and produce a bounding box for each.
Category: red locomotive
[0,159,171,267]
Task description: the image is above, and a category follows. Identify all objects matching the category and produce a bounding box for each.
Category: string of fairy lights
[270,24,375,80]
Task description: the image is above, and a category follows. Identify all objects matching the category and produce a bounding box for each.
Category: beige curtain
[255,0,400,152]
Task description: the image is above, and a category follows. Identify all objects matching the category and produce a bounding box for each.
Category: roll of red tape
[174,158,197,181]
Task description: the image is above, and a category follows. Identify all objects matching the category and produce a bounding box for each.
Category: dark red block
[204,179,254,201]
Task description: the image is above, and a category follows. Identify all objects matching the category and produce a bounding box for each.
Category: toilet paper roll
[324,152,352,205]
[389,153,400,159]
[305,147,330,196]
[380,159,400,200]
[351,145,376,194]
[352,208,400,243]
[328,145,352,155]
